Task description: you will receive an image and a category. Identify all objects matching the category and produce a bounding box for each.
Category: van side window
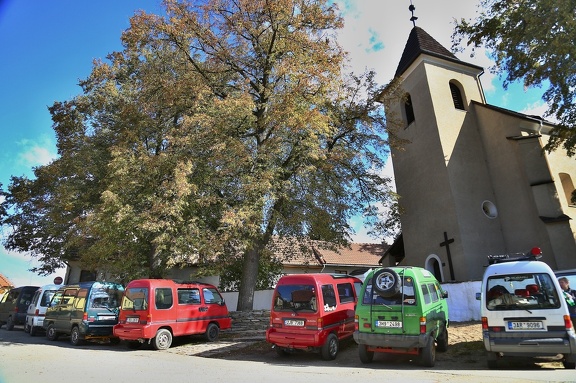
[75,289,88,309]
[203,287,224,304]
[62,289,77,305]
[178,288,201,304]
[337,283,355,304]
[41,290,57,307]
[50,291,63,306]
[421,284,432,304]
[155,288,173,310]
[428,283,439,302]
[322,285,337,308]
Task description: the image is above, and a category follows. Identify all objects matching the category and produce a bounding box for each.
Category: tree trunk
[236,246,261,311]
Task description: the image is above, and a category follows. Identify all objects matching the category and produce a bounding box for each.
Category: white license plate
[376,320,402,328]
[98,315,116,321]
[126,317,139,323]
[284,319,304,327]
[507,321,544,331]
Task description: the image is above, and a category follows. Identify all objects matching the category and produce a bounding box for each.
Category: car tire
[563,360,576,369]
[6,316,15,331]
[358,344,374,364]
[126,341,143,349]
[204,322,219,342]
[275,346,288,356]
[70,326,85,346]
[320,333,338,360]
[29,325,38,337]
[420,334,436,367]
[24,322,31,333]
[373,268,401,298]
[436,324,448,352]
[153,328,173,350]
[46,323,59,341]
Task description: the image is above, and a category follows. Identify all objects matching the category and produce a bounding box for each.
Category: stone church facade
[384,27,576,282]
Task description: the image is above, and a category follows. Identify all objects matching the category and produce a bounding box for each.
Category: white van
[477,248,576,369]
[24,284,62,336]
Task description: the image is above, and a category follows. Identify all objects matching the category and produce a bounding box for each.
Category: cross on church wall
[439,231,455,281]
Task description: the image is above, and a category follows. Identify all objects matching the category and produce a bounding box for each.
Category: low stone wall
[229,310,270,336]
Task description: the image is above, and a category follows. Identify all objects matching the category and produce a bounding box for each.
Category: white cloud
[17,136,57,168]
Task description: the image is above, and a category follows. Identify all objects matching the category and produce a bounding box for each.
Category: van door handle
[199,307,208,312]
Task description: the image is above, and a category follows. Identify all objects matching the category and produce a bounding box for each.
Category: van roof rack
[487,247,542,265]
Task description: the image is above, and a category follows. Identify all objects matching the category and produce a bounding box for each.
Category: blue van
[43,281,124,345]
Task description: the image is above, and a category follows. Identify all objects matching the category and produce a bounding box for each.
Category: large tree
[452,0,576,156]
[1,0,400,310]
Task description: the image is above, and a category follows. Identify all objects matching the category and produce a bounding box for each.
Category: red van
[113,279,231,350]
[266,273,362,360]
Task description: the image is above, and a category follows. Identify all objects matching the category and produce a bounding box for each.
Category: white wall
[223,280,482,322]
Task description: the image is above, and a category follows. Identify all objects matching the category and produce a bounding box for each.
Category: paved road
[0,325,574,383]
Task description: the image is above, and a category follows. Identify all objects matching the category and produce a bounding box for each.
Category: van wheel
[126,341,142,349]
[46,324,59,341]
[153,329,173,350]
[5,316,15,331]
[204,323,219,342]
[29,326,38,337]
[420,335,436,367]
[24,322,31,333]
[70,326,85,346]
[358,344,374,364]
[563,360,576,369]
[321,333,339,360]
[275,346,288,356]
[373,268,401,298]
[436,324,448,352]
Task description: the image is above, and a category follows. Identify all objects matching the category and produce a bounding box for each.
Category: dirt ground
[212,321,565,369]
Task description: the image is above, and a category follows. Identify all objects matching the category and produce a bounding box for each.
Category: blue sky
[0,0,547,287]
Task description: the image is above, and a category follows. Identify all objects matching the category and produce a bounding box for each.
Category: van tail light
[482,317,488,330]
[354,314,359,331]
[35,309,40,316]
[564,315,573,330]
[420,317,426,334]
[83,312,94,322]
[317,317,323,331]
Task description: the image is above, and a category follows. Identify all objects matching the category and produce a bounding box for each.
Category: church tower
[385,26,576,281]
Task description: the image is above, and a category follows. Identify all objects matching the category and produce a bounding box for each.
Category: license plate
[98,315,116,321]
[376,320,402,328]
[126,317,139,323]
[284,319,304,327]
[507,321,544,331]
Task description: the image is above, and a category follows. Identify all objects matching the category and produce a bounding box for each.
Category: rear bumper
[113,324,153,340]
[483,330,576,361]
[354,331,429,349]
[266,328,325,349]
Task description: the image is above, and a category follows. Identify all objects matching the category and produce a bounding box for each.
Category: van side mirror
[475,292,481,301]
[442,291,448,299]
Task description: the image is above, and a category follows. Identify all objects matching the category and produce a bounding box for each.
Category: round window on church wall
[482,200,498,219]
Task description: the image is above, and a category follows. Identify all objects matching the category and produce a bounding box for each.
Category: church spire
[409,1,418,27]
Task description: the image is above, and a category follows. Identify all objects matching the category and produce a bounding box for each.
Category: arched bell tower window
[449,81,465,110]
[404,93,415,126]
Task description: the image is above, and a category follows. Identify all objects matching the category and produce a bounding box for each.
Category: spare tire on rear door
[373,268,401,298]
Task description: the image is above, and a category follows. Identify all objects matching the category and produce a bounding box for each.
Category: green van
[43,281,124,346]
[353,267,449,367]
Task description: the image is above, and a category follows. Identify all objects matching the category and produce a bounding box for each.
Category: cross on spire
[409,1,418,27]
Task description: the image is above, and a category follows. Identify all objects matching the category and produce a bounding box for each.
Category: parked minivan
[113,279,231,350]
[43,281,124,346]
[0,286,39,330]
[266,273,362,360]
[354,267,449,367]
[477,248,576,369]
[25,283,62,336]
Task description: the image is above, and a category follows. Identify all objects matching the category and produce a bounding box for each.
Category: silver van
[477,248,576,369]
[25,283,62,336]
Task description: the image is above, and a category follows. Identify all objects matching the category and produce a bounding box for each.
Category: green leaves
[452,0,576,156]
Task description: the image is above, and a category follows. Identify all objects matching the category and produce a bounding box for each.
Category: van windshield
[486,273,561,310]
[273,284,317,312]
[89,283,124,311]
[121,287,149,311]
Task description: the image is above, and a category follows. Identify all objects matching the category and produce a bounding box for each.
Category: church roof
[395,26,480,78]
